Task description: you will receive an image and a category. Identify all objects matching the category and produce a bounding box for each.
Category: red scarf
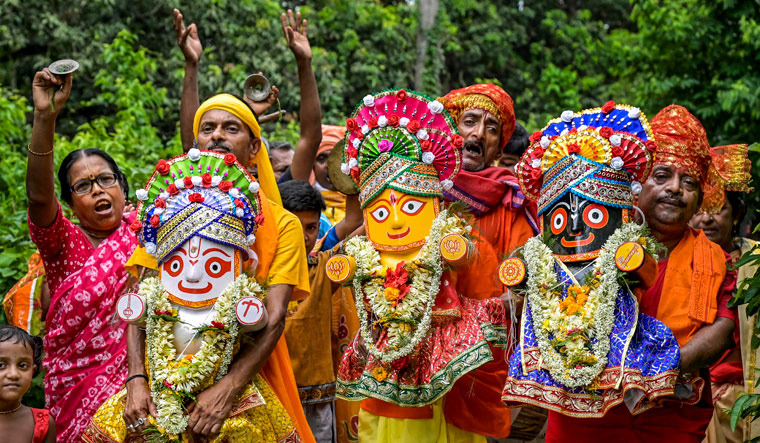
[445,167,538,229]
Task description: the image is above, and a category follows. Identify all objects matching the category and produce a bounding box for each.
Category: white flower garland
[523,222,657,388]
[345,209,465,363]
[141,275,265,436]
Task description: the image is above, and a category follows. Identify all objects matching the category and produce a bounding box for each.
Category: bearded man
[435,84,538,439]
[546,105,738,442]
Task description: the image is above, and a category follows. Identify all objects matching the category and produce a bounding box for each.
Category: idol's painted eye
[400,199,426,216]
[550,207,568,235]
[205,257,231,278]
[369,206,390,223]
[163,256,184,277]
[583,204,609,229]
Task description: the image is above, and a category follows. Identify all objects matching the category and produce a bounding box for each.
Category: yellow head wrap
[192,94,281,205]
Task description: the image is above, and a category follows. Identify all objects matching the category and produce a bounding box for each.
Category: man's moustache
[658,195,685,207]
[207,141,232,151]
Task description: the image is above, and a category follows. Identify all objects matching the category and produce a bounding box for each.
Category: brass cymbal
[327,139,359,195]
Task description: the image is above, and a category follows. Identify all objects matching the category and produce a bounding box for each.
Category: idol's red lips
[178,281,213,294]
[561,233,595,248]
[387,228,410,240]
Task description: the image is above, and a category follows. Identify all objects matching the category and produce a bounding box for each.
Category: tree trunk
[414,0,440,91]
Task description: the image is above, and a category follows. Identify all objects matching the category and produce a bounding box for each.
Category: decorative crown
[515,102,655,214]
[340,89,462,207]
[133,149,262,263]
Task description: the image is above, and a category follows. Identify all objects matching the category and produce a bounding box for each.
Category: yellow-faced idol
[340,89,462,253]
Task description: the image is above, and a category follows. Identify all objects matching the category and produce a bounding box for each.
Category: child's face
[0,340,35,403]
[292,211,322,253]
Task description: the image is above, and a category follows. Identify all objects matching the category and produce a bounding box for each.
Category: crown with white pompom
[515,102,656,215]
[132,149,263,263]
[341,89,463,207]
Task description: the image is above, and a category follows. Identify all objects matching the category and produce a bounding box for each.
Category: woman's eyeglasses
[70,173,119,194]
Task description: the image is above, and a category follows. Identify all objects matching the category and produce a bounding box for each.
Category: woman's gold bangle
[27,143,54,156]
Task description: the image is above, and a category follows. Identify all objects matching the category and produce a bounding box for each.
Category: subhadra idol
[86,150,299,442]
[327,89,508,414]
[500,104,682,417]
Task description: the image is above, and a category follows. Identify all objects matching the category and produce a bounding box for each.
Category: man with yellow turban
[121,92,315,442]
[436,84,538,439]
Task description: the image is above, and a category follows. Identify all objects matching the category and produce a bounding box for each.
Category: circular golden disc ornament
[439,234,470,267]
[325,254,356,284]
[498,257,527,287]
[328,139,360,195]
[614,241,645,271]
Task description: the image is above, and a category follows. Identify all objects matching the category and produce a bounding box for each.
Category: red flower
[233,198,245,208]
[188,192,205,203]
[353,131,364,140]
[350,166,360,182]
[407,120,421,133]
[368,117,378,128]
[154,309,172,316]
[156,159,171,175]
[201,173,212,188]
[568,127,578,134]
[347,146,358,159]
[529,131,542,143]
[451,134,464,148]
[210,321,226,330]
[219,180,233,192]
[150,214,161,228]
[183,176,194,189]
[396,89,408,102]
[129,220,143,232]
[255,213,265,225]
[346,118,358,132]
[645,140,657,152]
[531,146,544,159]
[529,168,542,180]
[391,356,409,370]
[601,101,616,113]
[611,145,624,157]
[567,143,581,154]
[420,140,432,151]
[385,261,409,288]
[224,153,237,166]
[599,126,614,138]
[387,113,400,127]
[163,380,173,390]
[167,184,179,196]
[154,198,166,208]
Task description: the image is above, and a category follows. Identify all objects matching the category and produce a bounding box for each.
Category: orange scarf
[656,228,727,346]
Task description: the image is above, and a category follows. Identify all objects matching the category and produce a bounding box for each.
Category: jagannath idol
[500,103,684,416]
[84,149,299,442]
[326,89,509,437]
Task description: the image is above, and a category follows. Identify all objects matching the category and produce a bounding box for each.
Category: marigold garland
[345,209,469,363]
[522,222,659,388]
[141,275,265,437]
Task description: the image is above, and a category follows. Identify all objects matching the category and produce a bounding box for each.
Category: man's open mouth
[463,142,483,157]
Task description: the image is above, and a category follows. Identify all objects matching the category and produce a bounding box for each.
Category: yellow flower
[638,236,647,246]
[384,287,400,301]
[397,323,412,333]
[372,366,389,382]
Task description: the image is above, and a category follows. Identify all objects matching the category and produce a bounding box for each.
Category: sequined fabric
[502,262,681,417]
[337,295,507,407]
[649,104,711,182]
[700,144,753,213]
[439,83,516,148]
[83,373,300,443]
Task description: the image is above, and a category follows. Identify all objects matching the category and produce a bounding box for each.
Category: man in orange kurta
[546,105,738,442]
[425,84,538,438]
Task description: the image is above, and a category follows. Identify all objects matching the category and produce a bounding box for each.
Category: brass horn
[243,74,272,102]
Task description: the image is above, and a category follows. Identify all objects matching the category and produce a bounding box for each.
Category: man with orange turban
[547,104,738,442]
[436,84,538,439]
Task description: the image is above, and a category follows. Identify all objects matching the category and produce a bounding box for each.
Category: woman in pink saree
[26,68,137,442]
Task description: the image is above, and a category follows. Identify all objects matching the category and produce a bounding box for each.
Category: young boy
[279,180,362,443]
